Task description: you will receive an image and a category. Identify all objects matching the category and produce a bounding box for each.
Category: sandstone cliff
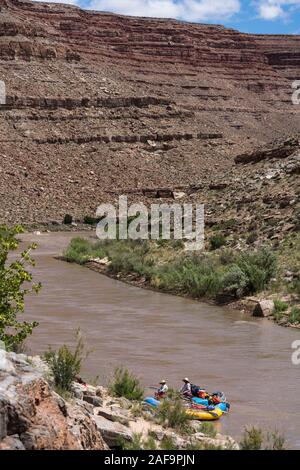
[0,0,300,224]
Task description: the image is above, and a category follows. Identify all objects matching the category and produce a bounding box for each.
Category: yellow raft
[186,407,223,421]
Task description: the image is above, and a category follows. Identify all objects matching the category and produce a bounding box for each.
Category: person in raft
[155,380,168,399]
[180,378,192,397]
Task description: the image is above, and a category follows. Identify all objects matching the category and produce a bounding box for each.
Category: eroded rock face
[188,137,300,247]
[0,350,107,450]
[235,138,300,164]
[93,415,133,448]
[0,0,300,224]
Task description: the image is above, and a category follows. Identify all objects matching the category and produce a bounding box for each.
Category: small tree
[44,330,87,392]
[109,367,144,401]
[0,225,41,351]
[240,426,263,450]
[209,234,227,251]
[63,214,73,225]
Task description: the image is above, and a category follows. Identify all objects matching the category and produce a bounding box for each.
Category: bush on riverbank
[155,398,192,432]
[63,237,106,264]
[289,306,300,324]
[106,240,154,279]
[44,330,87,393]
[109,367,144,401]
[64,238,277,303]
[240,426,286,450]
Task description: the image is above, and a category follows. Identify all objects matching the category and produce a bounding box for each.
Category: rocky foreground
[0,349,238,450]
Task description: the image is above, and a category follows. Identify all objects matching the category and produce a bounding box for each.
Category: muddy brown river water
[21,231,300,448]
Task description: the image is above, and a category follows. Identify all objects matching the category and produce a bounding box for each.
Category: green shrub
[237,247,277,294]
[209,234,227,251]
[157,256,221,299]
[219,249,237,266]
[109,250,152,277]
[219,265,249,298]
[246,232,258,245]
[240,426,263,450]
[63,214,73,225]
[291,279,300,296]
[143,434,157,450]
[44,330,86,392]
[84,216,98,225]
[199,422,217,438]
[118,433,143,450]
[103,240,152,276]
[118,432,158,450]
[156,398,191,432]
[157,239,184,250]
[186,441,222,450]
[160,435,177,450]
[63,237,96,264]
[289,306,300,324]
[274,299,289,320]
[240,426,286,450]
[109,367,144,401]
[265,430,286,450]
[0,225,41,351]
[212,219,236,231]
[274,299,289,313]
[169,239,185,250]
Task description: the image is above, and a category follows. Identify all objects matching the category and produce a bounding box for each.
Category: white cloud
[88,0,241,22]
[256,0,300,20]
[258,3,284,19]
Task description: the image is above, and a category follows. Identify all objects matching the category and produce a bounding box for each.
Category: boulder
[95,386,108,398]
[0,435,25,450]
[0,351,107,450]
[71,383,84,399]
[173,191,186,200]
[97,407,130,425]
[253,299,275,317]
[193,432,239,450]
[83,395,103,407]
[89,257,111,266]
[93,415,132,447]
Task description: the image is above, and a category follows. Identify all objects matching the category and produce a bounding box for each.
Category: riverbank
[0,349,238,450]
[18,230,300,448]
[61,235,300,329]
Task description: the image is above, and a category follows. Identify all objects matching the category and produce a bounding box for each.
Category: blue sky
[43,1,300,34]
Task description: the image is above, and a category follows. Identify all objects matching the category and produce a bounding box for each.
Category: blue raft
[144,396,230,413]
[144,396,160,407]
[192,397,230,412]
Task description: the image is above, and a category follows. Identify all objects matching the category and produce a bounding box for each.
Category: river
[21,231,300,448]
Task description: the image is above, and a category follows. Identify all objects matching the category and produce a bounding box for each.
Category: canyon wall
[0,0,300,223]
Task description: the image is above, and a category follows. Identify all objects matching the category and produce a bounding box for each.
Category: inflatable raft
[186,405,223,421]
[187,398,229,420]
[192,398,230,411]
[144,396,160,407]
[144,396,230,421]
